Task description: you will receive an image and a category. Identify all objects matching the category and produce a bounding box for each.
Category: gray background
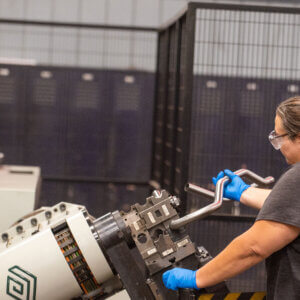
[1,0,299,71]
[0,0,299,26]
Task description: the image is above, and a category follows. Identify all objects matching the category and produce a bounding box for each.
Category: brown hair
[276,96,300,140]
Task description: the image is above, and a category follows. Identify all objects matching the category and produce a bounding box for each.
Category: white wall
[0,0,297,27]
[0,0,187,27]
[0,0,299,72]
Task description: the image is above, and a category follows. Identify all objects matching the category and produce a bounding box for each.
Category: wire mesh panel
[154,2,300,214]
[188,76,234,213]
[0,64,25,163]
[107,70,155,181]
[23,66,68,176]
[162,22,181,191]
[65,69,110,178]
[152,29,170,185]
[188,3,300,215]
[10,64,156,182]
[174,15,190,199]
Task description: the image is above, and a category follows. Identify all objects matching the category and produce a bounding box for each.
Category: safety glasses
[268,130,288,150]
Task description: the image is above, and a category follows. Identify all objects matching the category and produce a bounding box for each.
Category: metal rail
[0,18,158,32]
[169,169,274,230]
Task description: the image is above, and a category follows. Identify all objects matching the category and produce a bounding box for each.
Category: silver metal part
[123,190,196,275]
[152,190,163,198]
[170,169,275,229]
[237,169,274,186]
[185,183,230,202]
[170,196,181,207]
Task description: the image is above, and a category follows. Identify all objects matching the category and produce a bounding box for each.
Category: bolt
[152,190,162,198]
[170,196,180,207]
[31,218,37,226]
[2,233,8,242]
[60,204,66,212]
[45,211,52,219]
[16,226,23,234]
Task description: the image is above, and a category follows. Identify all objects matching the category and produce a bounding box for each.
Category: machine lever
[169,169,274,230]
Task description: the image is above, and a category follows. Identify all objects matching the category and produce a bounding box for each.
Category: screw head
[170,196,180,207]
[60,204,66,212]
[2,233,8,242]
[31,218,38,226]
[45,211,52,219]
[16,226,23,234]
[152,190,162,198]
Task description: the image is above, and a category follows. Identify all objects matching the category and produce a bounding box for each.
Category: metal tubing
[234,169,274,186]
[169,169,274,230]
[170,176,228,230]
[184,183,230,202]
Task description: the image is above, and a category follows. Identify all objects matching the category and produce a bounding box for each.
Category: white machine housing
[0,202,128,300]
[0,164,41,232]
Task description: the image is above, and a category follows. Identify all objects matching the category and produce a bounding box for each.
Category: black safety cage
[152,2,300,216]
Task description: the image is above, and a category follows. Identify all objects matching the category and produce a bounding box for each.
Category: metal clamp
[169,169,274,230]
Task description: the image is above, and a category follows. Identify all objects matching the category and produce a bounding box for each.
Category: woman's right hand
[212,169,250,201]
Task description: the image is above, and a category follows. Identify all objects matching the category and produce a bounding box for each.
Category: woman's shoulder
[281,162,300,180]
[274,162,300,186]
[293,162,300,169]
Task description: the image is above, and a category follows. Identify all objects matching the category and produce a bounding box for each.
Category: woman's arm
[163,219,300,290]
[240,187,272,210]
[195,219,300,288]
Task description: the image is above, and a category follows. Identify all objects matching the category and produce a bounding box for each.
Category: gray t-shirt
[256,162,300,300]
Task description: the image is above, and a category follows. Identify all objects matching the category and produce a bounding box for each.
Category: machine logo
[6,266,37,300]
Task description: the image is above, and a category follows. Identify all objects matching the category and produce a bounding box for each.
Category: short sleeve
[256,162,300,228]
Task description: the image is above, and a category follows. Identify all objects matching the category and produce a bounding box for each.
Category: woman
[163,96,300,299]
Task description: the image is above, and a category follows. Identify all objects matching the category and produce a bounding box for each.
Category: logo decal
[6,266,37,300]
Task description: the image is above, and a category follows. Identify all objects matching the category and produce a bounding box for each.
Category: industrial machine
[0,154,41,232]
[0,170,274,300]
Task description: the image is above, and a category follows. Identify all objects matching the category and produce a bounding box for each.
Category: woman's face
[275,114,300,164]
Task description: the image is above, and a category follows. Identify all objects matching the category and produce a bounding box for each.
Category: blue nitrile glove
[162,268,199,291]
[212,169,250,201]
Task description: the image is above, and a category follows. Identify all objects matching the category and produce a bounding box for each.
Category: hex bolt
[2,233,8,242]
[170,196,180,207]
